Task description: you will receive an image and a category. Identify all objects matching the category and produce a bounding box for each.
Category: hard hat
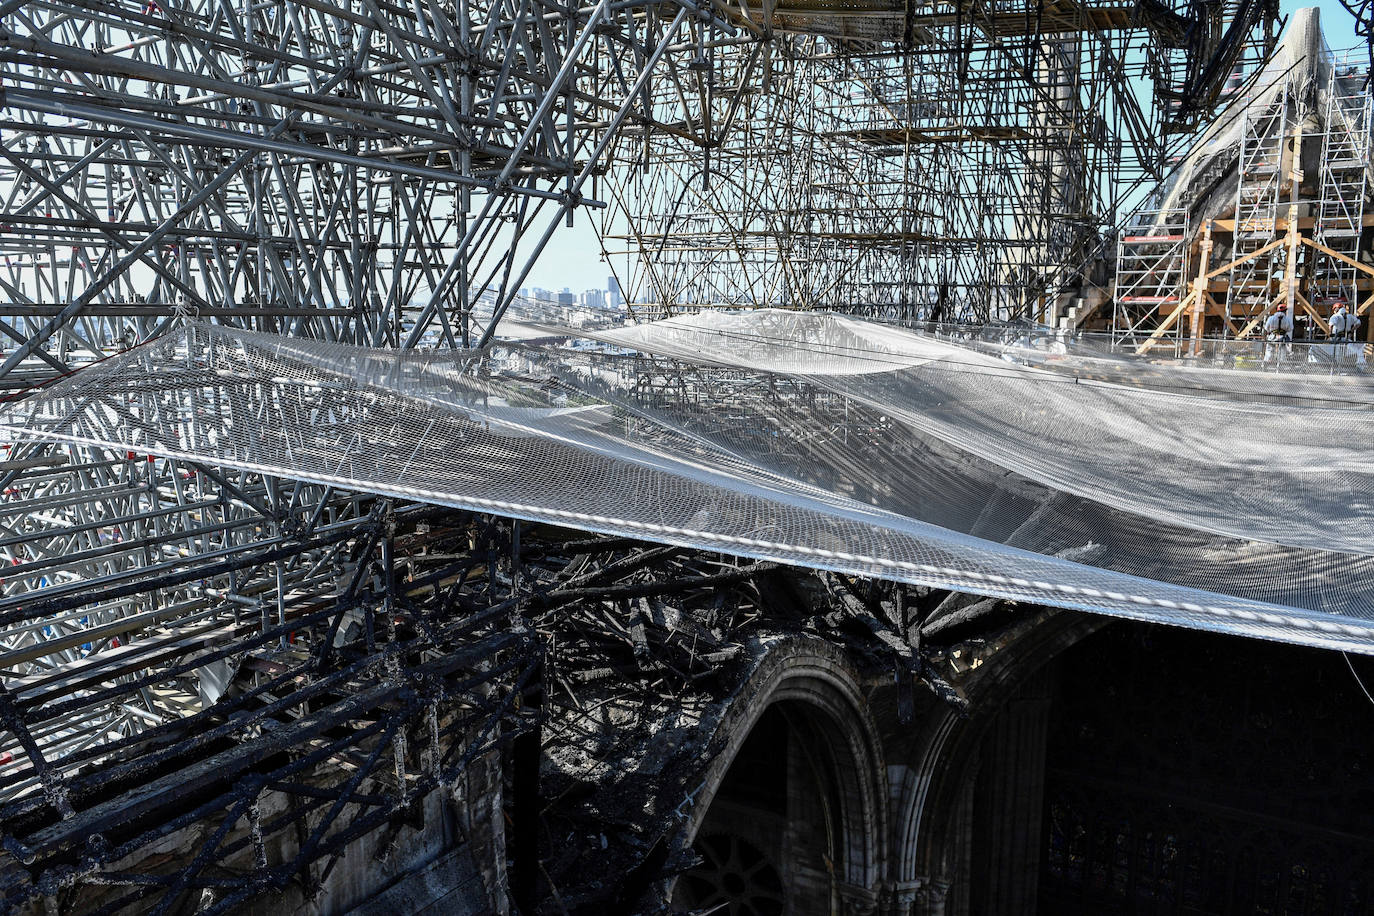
[1277,302,1288,310]
[1335,300,1348,309]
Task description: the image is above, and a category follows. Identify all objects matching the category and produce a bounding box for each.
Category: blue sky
[523,0,1369,296]
[521,207,607,295]
[1317,0,1362,49]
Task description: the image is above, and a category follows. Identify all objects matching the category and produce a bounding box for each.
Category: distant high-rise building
[582,288,606,310]
[557,287,576,306]
[607,276,623,307]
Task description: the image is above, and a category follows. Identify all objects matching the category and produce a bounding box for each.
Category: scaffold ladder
[1112,208,1190,346]
[1310,56,1371,311]
[1227,83,1288,332]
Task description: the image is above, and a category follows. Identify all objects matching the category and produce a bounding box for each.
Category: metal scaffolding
[599,0,1282,323]
[0,0,727,905]
[0,0,743,743]
[0,0,1306,908]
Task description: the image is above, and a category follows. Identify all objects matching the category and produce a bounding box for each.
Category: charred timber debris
[0,506,1037,915]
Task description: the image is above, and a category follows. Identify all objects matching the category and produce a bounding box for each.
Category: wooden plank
[1294,292,1330,334]
[1301,235,1374,278]
[1233,314,1266,339]
[1208,213,1374,233]
[1360,290,1374,317]
[1205,237,1286,280]
[1136,292,1194,355]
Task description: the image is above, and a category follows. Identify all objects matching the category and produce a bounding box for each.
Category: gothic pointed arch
[672,638,888,914]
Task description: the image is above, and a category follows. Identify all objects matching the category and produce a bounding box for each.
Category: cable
[1337,0,1374,72]
[1344,651,1374,707]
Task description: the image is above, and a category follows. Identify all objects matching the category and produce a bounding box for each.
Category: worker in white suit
[1263,302,1293,367]
[1330,300,1363,366]
[1330,301,1354,340]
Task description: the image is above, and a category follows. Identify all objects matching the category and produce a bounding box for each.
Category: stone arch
[672,638,888,914]
[890,610,1111,912]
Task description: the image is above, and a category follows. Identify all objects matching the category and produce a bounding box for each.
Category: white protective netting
[583,310,1374,553]
[4,311,1374,653]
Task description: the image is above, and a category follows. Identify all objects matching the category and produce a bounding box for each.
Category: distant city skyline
[519,212,627,302]
[520,278,620,310]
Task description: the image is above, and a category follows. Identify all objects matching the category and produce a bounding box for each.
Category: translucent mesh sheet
[584,310,1374,555]
[947,327,1374,406]
[537,338,1374,621]
[4,319,1374,653]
